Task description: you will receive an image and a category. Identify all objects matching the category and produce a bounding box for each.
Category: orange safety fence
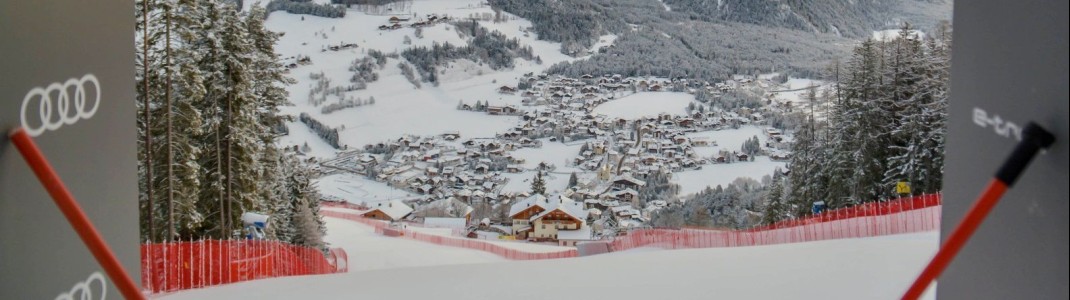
[612,194,943,251]
[140,239,348,294]
[322,210,579,260]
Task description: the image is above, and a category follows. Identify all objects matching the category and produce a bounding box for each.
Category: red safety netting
[140,239,348,294]
[321,194,939,258]
[322,210,579,260]
[612,194,943,251]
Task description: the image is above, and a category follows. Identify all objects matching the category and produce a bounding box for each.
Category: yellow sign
[896,181,912,194]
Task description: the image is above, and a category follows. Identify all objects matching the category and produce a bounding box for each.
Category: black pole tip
[1022,122,1055,149]
[996,122,1057,185]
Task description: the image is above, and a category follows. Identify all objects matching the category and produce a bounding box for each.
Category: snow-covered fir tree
[762,170,786,225]
[777,23,951,220]
[137,0,327,243]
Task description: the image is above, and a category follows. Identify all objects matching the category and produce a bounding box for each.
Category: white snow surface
[685,125,769,158]
[873,29,926,42]
[161,229,939,300]
[592,92,694,119]
[500,170,570,194]
[277,121,339,159]
[771,77,827,105]
[315,173,413,205]
[675,156,787,196]
[322,217,506,271]
[578,34,619,59]
[510,139,583,171]
[264,0,583,150]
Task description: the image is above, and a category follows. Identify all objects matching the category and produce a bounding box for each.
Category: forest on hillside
[652,24,952,229]
[491,0,951,82]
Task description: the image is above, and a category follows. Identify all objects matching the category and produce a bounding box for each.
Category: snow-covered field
[510,139,583,171]
[497,139,588,194]
[264,0,584,150]
[685,125,769,158]
[322,217,506,271]
[761,72,830,119]
[771,77,826,105]
[500,170,571,194]
[675,156,787,196]
[162,217,939,300]
[316,173,413,205]
[577,34,619,59]
[592,92,695,119]
[873,29,926,42]
[278,121,339,159]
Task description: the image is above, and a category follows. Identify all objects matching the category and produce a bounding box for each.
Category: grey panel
[941,0,1069,298]
[1,0,139,299]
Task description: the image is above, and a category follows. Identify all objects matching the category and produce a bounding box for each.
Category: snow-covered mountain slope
[264,0,588,152]
[161,216,939,300]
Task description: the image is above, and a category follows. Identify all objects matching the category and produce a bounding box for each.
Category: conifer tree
[531,171,546,195]
[763,170,785,225]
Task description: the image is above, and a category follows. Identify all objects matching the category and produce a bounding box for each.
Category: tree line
[650,24,951,229]
[266,0,346,18]
[136,0,326,248]
[491,0,949,83]
[769,24,952,223]
[299,113,342,148]
[401,20,536,84]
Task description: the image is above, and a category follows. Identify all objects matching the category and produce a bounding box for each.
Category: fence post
[199,238,203,289]
[187,238,192,288]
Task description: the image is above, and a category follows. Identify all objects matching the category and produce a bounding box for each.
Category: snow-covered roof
[608,188,639,197]
[531,195,589,222]
[509,194,588,221]
[365,199,413,221]
[611,174,647,187]
[509,194,547,217]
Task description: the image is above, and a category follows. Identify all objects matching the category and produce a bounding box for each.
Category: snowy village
[309,70,803,247]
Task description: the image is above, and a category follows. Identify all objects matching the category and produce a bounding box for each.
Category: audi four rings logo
[20,73,101,137]
[55,272,107,300]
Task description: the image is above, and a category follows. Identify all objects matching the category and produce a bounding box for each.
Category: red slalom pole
[903,123,1055,300]
[8,128,146,300]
